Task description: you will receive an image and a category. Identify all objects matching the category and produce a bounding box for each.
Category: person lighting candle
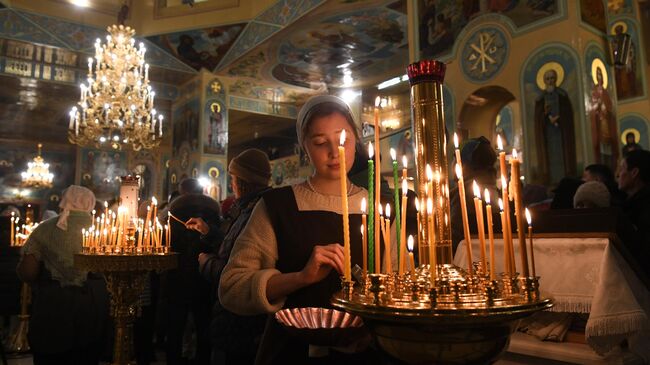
[219,95,369,363]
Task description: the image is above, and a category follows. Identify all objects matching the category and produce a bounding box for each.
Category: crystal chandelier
[68,24,163,151]
[21,143,54,188]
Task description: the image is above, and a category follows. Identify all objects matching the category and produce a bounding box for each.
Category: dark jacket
[167,193,223,302]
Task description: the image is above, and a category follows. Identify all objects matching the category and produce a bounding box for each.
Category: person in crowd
[157,190,180,222]
[582,164,626,205]
[617,150,650,243]
[185,148,272,365]
[40,210,58,221]
[573,181,611,208]
[165,179,223,365]
[449,136,502,253]
[550,177,584,209]
[16,185,109,365]
[219,95,373,364]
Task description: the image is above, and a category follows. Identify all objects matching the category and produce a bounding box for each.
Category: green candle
[390,148,401,266]
[367,142,375,273]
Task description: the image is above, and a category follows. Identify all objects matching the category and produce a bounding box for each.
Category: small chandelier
[68,24,163,151]
[21,143,54,189]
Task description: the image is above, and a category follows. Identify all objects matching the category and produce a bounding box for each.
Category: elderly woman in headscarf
[17,185,109,365]
[219,95,376,364]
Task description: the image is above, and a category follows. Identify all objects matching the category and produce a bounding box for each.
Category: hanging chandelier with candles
[68,24,163,151]
[21,143,54,189]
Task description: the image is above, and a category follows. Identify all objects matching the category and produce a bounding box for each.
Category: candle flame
[402,155,407,169]
[512,149,518,159]
[378,204,383,216]
[501,175,507,189]
[340,129,346,146]
[453,132,459,149]
[375,96,381,107]
[525,207,532,225]
[407,235,414,252]
[497,134,503,150]
[152,196,157,205]
[390,148,396,161]
[11,212,14,217]
[498,198,504,211]
[426,198,433,214]
[385,203,391,218]
[472,180,480,198]
[402,178,408,196]
[360,224,364,234]
[426,164,433,181]
[104,201,108,208]
[434,170,441,183]
[368,142,374,158]
[414,198,419,212]
[361,197,366,213]
[92,210,96,215]
[455,164,462,179]
[484,188,490,204]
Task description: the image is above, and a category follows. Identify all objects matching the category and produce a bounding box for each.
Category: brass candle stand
[75,252,177,365]
[332,60,552,364]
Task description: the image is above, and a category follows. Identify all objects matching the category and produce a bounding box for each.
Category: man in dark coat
[165,178,223,365]
[534,69,577,185]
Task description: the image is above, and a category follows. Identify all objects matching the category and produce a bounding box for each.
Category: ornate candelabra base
[75,253,178,365]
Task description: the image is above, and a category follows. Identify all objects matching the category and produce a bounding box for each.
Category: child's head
[296,95,360,180]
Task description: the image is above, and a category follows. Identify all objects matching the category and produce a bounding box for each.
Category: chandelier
[68,24,162,151]
[21,143,54,188]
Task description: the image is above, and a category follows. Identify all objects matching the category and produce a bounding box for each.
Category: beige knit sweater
[218,182,368,315]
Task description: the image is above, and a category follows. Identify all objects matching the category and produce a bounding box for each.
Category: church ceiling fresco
[146,23,246,71]
[220,0,408,91]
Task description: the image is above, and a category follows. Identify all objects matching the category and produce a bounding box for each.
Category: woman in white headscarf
[17,185,109,365]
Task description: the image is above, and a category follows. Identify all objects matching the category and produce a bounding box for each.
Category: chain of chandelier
[68,24,162,151]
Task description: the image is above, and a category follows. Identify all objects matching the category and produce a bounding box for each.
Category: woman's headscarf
[296,95,359,150]
[57,185,96,230]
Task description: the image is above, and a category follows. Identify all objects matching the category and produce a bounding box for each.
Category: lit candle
[453,132,462,168]
[390,148,401,266]
[399,178,408,276]
[414,198,421,261]
[472,181,487,274]
[510,149,530,277]
[498,199,510,275]
[407,235,416,281]
[361,198,367,273]
[484,189,496,280]
[501,175,515,275]
[384,203,392,273]
[455,164,473,274]
[367,142,375,273]
[152,197,158,224]
[427,198,436,283]
[82,229,86,248]
[338,129,351,281]
[373,97,381,275]
[402,155,408,180]
[10,212,14,246]
[526,208,536,278]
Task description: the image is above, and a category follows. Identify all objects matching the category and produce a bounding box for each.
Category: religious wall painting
[130,149,158,201]
[256,0,324,27]
[203,159,226,201]
[495,105,514,148]
[272,7,407,88]
[610,19,644,100]
[608,0,635,15]
[270,155,301,187]
[205,78,225,98]
[80,148,127,203]
[146,24,246,71]
[172,97,200,154]
[418,0,558,59]
[619,115,649,153]
[203,99,228,155]
[227,51,266,78]
[584,46,618,170]
[522,46,580,186]
[379,128,415,172]
[460,26,509,82]
[0,142,75,201]
[580,0,607,33]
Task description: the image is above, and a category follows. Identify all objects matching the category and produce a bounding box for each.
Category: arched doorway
[457,86,517,147]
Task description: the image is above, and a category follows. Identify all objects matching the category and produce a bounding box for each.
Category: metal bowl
[275,307,368,347]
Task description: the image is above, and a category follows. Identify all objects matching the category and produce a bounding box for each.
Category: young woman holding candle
[219,95,374,364]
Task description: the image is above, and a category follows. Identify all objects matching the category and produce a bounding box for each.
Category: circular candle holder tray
[275,307,368,348]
